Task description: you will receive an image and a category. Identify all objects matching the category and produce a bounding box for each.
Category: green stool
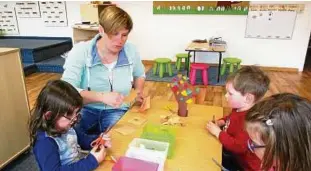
[220,57,242,75]
[153,58,173,78]
[175,53,192,71]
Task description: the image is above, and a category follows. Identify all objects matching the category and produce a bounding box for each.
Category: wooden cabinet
[0,48,30,169]
[80,4,115,23]
[73,25,98,43]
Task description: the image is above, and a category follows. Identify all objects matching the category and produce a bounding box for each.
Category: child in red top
[206,66,270,171]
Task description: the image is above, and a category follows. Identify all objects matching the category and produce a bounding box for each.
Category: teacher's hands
[135,91,145,105]
[101,92,124,108]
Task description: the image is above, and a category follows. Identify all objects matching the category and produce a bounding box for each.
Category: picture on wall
[39,1,68,27]
[0,4,19,35]
[15,1,40,18]
[153,1,250,15]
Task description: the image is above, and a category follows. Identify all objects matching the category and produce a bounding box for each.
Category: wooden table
[185,42,226,82]
[96,99,223,171]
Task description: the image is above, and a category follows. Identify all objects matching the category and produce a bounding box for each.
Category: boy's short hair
[226,66,270,101]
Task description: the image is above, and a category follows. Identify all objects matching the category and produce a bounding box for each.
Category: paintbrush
[212,115,216,124]
[110,154,117,163]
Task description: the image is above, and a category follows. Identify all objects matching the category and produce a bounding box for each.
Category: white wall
[5,1,85,37]
[4,1,311,71]
[119,1,311,71]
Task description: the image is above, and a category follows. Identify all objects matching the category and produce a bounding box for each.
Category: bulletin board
[15,1,40,18]
[0,6,19,35]
[245,4,302,40]
[39,1,68,27]
[153,1,250,15]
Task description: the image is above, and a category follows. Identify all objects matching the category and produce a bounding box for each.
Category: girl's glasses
[63,112,81,124]
[247,139,265,153]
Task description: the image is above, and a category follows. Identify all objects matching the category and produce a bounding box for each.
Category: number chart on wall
[0,4,19,35]
[39,1,68,27]
[245,4,303,40]
[153,1,250,15]
[15,1,40,18]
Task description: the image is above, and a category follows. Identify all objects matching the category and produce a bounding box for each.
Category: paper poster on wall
[0,5,19,35]
[39,1,68,27]
[245,4,298,40]
[153,1,249,15]
[249,4,304,13]
[15,1,40,18]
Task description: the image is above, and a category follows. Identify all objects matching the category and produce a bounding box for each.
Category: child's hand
[90,145,107,163]
[206,121,222,138]
[102,134,112,148]
[216,119,226,127]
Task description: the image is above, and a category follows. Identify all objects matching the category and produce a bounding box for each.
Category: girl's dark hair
[246,93,311,171]
[28,80,83,146]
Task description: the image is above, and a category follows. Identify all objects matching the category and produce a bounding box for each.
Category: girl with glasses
[245,93,311,171]
[29,80,110,171]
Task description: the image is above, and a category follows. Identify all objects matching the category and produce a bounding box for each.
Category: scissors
[90,126,112,148]
[90,126,119,163]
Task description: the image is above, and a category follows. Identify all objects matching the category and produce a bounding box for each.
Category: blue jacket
[33,128,98,171]
[61,34,145,110]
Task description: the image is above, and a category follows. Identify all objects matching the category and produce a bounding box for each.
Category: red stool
[189,63,209,85]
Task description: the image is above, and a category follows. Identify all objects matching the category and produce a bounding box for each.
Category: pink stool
[189,63,209,85]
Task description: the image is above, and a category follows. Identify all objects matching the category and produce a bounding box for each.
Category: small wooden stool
[175,53,192,71]
[220,57,242,76]
[153,58,173,78]
[189,63,209,85]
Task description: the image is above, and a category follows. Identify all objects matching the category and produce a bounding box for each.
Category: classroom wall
[2,1,84,37]
[4,1,311,71]
[120,1,311,71]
